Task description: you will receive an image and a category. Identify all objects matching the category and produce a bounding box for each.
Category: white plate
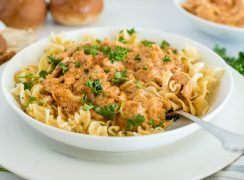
[0,66,243,180]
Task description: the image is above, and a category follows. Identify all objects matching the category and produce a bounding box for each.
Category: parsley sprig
[141,40,155,47]
[112,70,127,84]
[101,46,129,63]
[126,114,145,130]
[95,103,118,120]
[85,79,103,96]
[214,45,244,75]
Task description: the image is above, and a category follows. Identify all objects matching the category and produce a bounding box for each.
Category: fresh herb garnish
[104,68,110,74]
[118,37,127,44]
[39,70,48,78]
[126,114,145,130]
[134,54,141,61]
[166,114,180,121]
[85,79,103,96]
[141,40,155,47]
[96,39,101,44]
[59,62,68,73]
[214,45,244,75]
[95,103,118,120]
[75,61,81,68]
[149,119,157,128]
[163,55,171,62]
[127,28,136,35]
[83,103,94,111]
[143,65,149,70]
[112,70,127,84]
[23,81,33,90]
[160,40,170,49]
[81,94,89,103]
[102,46,129,63]
[83,45,100,57]
[29,96,36,102]
[48,55,61,68]
[134,80,143,88]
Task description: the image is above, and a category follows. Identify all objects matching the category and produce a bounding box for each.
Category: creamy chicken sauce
[182,0,244,28]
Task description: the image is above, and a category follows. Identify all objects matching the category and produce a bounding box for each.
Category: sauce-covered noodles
[12,29,223,136]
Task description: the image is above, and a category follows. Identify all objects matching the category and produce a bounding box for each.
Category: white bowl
[1,27,233,152]
[173,0,244,41]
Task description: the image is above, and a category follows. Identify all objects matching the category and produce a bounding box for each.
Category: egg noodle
[11,29,223,136]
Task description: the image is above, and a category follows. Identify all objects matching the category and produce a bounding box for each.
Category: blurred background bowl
[173,0,244,42]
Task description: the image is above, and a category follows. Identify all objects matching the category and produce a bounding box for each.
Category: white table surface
[1,0,243,179]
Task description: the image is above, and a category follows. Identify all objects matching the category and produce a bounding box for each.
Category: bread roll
[50,0,103,26]
[0,34,7,54]
[0,0,47,29]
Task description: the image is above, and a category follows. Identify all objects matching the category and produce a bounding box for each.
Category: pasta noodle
[11,29,223,136]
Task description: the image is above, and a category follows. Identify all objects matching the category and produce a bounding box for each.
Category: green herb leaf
[149,119,156,127]
[127,28,136,35]
[29,96,36,102]
[141,40,155,47]
[134,80,143,88]
[118,37,127,44]
[39,70,48,78]
[101,46,129,63]
[17,74,35,79]
[96,39,101,44]
[59,62,68,73]
[85,79,103,96]
[95,103,118,120]
[48,55,61,68]
[104,68,110,74]
[160,40,170,49]
[163,55,171,62]
[23,81,33,90]
[83,103,94,111]
[112,70,127,84]
[75,61,81,68]
[213,45,244,76]
[83,45,100,56]
[126,114,145,130]
[134,54,141,61]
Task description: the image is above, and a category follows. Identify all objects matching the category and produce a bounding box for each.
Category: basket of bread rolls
[0,0,104,64]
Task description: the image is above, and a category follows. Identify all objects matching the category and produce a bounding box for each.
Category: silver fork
[170,110,244,152]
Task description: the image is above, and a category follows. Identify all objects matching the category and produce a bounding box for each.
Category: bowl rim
[173,0,244,32]
[1,27,233,141]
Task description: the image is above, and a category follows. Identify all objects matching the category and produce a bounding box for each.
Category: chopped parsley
[85,79,103,96]
[134,54,141,61]
[39,70,48,78]
[149,119,157,128]
[83,45,100,56]
[143,65,149,70]
[75,61,81,68]
[141,40,155,47]
[59,62,68,73]
[23,81,33,90]
[104,68,110,74]
[118,37,127,44]
[213,45,244,75]
[102,46,129,63]
[163,55,171,62]
[29,96,36,102]
[127,28,136,35]
[160,40,170,49]
[95,103,118,120]
[96,39,101,44]
[81,94,89,104]
[112,70,127,84]
[126,114,145,130]
[134,80,143,89]
[48,55,61,68]
[83,103,94,111]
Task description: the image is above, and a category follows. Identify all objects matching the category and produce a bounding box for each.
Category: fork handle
[176,111,244,152]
